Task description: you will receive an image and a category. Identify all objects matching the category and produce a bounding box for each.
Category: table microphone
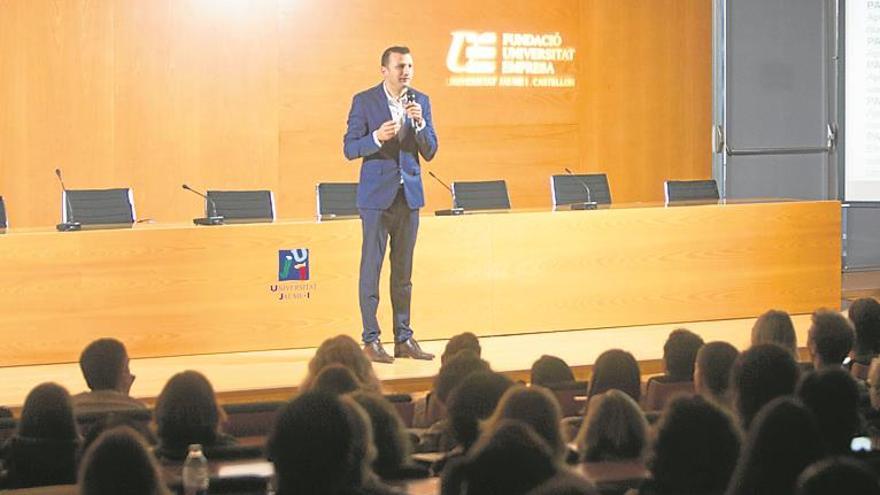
[428,171,464,216]
[182,184,224,225]
[564,168,598,211]
[55,168,82,231]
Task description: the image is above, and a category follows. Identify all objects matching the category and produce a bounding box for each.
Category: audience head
[726,397,825,495]
[530,355,576,387]
[730,343,799,428]
[796,369,861,455]
[849,297,880,360]
[588,349,641,402]
[649,395,741,495]
[576,389,647,462]
[446,371,515,451]
[807,309,854,369]
[155,370,223,450]
[348,391,411,479]
[18,382,79,441]
[484,385,566,460]
[796,457,880,495]
[694,341,739,403]
[441,332,481,364]
[662,329,704,381]
[312,364,361,396]
[751,309,798,357]
[434,349,491,406]
[79,426,169,495]
[301,335,382,393]
[79,338,134,393]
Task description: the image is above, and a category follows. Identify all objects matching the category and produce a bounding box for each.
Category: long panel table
[0,200,841,366]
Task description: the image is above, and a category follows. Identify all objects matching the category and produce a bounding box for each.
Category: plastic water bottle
[182,444,209,495]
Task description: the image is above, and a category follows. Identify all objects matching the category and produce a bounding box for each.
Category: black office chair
[316,182,359,220]
[664,179,720,204]
[64,188,136,226]
[550,173,612,208]
[206,190,275,223]
[452,180,511,210]
[0,196,7,228]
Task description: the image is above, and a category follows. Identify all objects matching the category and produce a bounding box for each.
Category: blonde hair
[576,389,647,462]
[300,335,382,393]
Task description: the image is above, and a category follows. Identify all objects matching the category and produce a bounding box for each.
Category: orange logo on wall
[446,31,576,88]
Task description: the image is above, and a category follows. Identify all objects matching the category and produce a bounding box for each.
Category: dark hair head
[381,46,411,67]
[796,369,861,455]
[530,355,575,387]
[849,297,880,358]
[79,426,168,495]
[663,329,704,380]
[19,382,78,441]
[588,349,641,402]
[442,332,481,363]
[796,457,880,495]
[695,341,739,397]
[434,349,491,405]
[348,391,410,479]
[301,335,381,393]
[484,386,565,459]
[577,389,647,462]
[312,364,361,396]
[751,310,798,356]
[650,395,741,495]
[80,338,128,391]
[155,371,221,449]
[731,344,799,428]
[446,371,515,451]
[727,397,825,495]
[808,309,854,367]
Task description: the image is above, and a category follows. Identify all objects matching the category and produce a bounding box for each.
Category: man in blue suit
[343,46,438,363]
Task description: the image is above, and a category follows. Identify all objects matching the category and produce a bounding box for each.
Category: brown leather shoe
[394,338,435,360]
[363,341,394,364]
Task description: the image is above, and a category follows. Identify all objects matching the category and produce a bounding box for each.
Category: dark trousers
[359,187,419,344]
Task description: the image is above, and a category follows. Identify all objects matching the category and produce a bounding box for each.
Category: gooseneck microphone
[182,184,224,226]
[564,168,598,211]
[428,171,465,216]
[55,168,82,231]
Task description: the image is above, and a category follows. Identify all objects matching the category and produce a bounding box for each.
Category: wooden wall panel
[0,0,711,225]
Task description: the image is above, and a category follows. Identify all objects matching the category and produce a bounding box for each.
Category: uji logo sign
[278,249,309,281]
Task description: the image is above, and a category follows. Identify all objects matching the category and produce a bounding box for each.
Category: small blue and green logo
[279,249,309,281]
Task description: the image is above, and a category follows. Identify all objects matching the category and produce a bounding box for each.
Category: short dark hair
[663,329,704,380]
[809,309,854,366]
[849,297,880,358]
[79,427,168,495]
[530,355,575,387]
[155,371,221,451]
[797,369,861,455]
[588,349,641,402]
[442,332,481,363]
[731,344,799,428]
[381,46,411,67]
[696,341,739,396]
[446,371,514,451]
[751,309,797,356]
[80,339,128,391]
[312,364,361,396]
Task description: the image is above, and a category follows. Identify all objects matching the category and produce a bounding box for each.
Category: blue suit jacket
[343,83,438,210]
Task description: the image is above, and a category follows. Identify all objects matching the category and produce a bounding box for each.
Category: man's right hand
[375,120,401,143]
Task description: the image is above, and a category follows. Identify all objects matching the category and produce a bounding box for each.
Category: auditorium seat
[642,379,695,412]
[544,381,589,417]
[0,416,16,444]
[664,179,720,204]
[451,180,511,210]
[580,460,650,495]
[206,190,275,223]
[551,173,612,208]
[384,393,415,428]
[221,401,285,438]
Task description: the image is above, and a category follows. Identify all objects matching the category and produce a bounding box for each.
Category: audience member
[73,338,146,414]
[849,297,880,366]
[79,426,169,495]
[725,397,825,495]
[807,309,854,369]
[300,335,383,393]
[1,383,80,489]
[587,349,641,403]
[796,368,861,455]
[730,343,799,428]
[483,385,567,461]
[640,395,741,495]
[576,389,647,463]
[349,391,426,480]
[414,349,491,440]
[694,341,739,408]
[656,329,704,383]
[795,457,880,495]
[312,364,362,396]
[531,355,576,387]
[154,370,235,459]
[441,332,481,364]
[751,309,798,357]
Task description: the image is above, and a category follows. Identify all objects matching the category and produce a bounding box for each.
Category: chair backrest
[207,190,275,223]
[641,380,695,412]
[221,401,285,438]
[544,381,589,417]
[551,174,612,207]
[852,362,871,381]
[0,195,7,228]
[64,188,135,225]
[316,182,359,220]
[384,393,415,428]
[664,179,720,204]
[452,180,511,210]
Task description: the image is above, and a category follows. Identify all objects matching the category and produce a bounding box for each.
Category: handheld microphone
[55,168,82,231]
[402,87,418,128]
[428,171,465,216]
[182,184,224,226]
[564,168,598,211]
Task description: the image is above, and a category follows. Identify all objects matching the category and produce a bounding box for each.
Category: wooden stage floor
[0,313,817,410]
